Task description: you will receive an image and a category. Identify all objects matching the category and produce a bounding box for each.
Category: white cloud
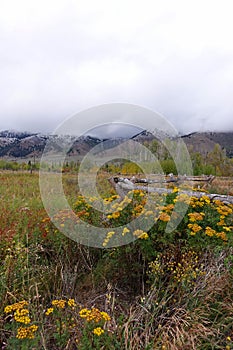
[0,0,233,133]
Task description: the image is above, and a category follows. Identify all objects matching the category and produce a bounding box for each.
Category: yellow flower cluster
[93,327,105,336]
[122,227,130,236]
[149,259,162,275]
[172,187,179,193]
[200,195,211,204]
[16,325,38,339]
[215,231,228,241]
[164,204,175,212]
[131,189,145,197]
[107,211,120,219]
[170,251,203,283]
[67,298,76,307]
[205,226,216,237]
[185,196,232,240]
[4,300,38,340]
[187,211,205,235]
[103,194,119,204]
[100,311,111,321]
[79,307,111,323]
[149,250,204,284]
[103,231,115,247]
[133,229,149,239]
[107,191,146,221]
[41,217,50,223]
[158,212,170,222]
[216,203,232,216]
[4,300,28,314]
[51,299,66,308]
[188,212,205,222]
[132,204,144,217]
[14,308,31,324]
[190,196,205,208]
[45,307,54,316]
[45,298,77,315]
[188,223,202,235]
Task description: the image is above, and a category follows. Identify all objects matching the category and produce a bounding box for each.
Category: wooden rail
[108,176,233,204]
[127,174,215,184]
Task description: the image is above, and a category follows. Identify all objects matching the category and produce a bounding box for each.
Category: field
[0,171,233,349]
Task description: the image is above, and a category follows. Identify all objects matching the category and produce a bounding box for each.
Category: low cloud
[0,0,233,134]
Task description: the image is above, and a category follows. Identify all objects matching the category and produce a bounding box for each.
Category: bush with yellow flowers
[73,190,145,225]
[148,191,233,251]
[148,249,206,289]
[78,307,114,349]
[44,188,232,251]
[3,298,114,349]
[43,298,114,349]
[3,300,39,348]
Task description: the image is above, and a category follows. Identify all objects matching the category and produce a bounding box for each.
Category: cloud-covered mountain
[0,129,232,160]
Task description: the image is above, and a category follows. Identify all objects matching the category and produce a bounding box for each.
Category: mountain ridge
[0,129,232,160]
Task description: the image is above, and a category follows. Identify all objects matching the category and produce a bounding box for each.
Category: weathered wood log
[108,176,233,204]
[131,174,215,184]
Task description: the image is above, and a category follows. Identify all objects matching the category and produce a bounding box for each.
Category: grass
[0,171,233,349]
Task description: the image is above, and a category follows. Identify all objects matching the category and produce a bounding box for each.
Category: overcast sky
[1,0,233,135]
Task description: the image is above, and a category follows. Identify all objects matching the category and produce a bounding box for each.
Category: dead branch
[108,176,233,204]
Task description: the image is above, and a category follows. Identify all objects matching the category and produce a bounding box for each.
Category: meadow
[0,171,233,349]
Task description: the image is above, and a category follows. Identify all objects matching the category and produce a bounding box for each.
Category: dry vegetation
[0,171,233,349]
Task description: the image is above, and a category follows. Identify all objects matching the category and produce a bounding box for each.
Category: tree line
[0,141,232,176]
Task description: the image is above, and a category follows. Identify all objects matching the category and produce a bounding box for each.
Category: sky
[1,0,233,135]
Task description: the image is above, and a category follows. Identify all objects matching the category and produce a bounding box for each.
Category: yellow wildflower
[201,195,210,204]
[79,307,110,323]
[166,204,175,211]
[52,299,66,308]
[133,229,149,239]
[87,308,103,322]
[93,327,104,336]
[122,227,130,236]
[68,299,76,307]
[217,220,225,226]
[159,212,170,222]
[188,223,202,233]
[188,212,205,222]
[4,301,28,314]
[111,211,120,219]
[16,325,38,339]
[101,311,111,321]
[79,308,91,318]
[216,205,232,216]
[103,231,115,247]
[216,231,228,241]
[205,226,216,237]
[45,308,54,316]
[14,309,31,324]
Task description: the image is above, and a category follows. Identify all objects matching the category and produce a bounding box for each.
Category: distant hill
[203,132,233,158]
[0,131,47,158]
[181,132,233,158]
[0,129,232,160]
[0,130,102,160]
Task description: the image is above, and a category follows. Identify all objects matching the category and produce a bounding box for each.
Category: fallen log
[108,176,233,205]
[131,174,215,184]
